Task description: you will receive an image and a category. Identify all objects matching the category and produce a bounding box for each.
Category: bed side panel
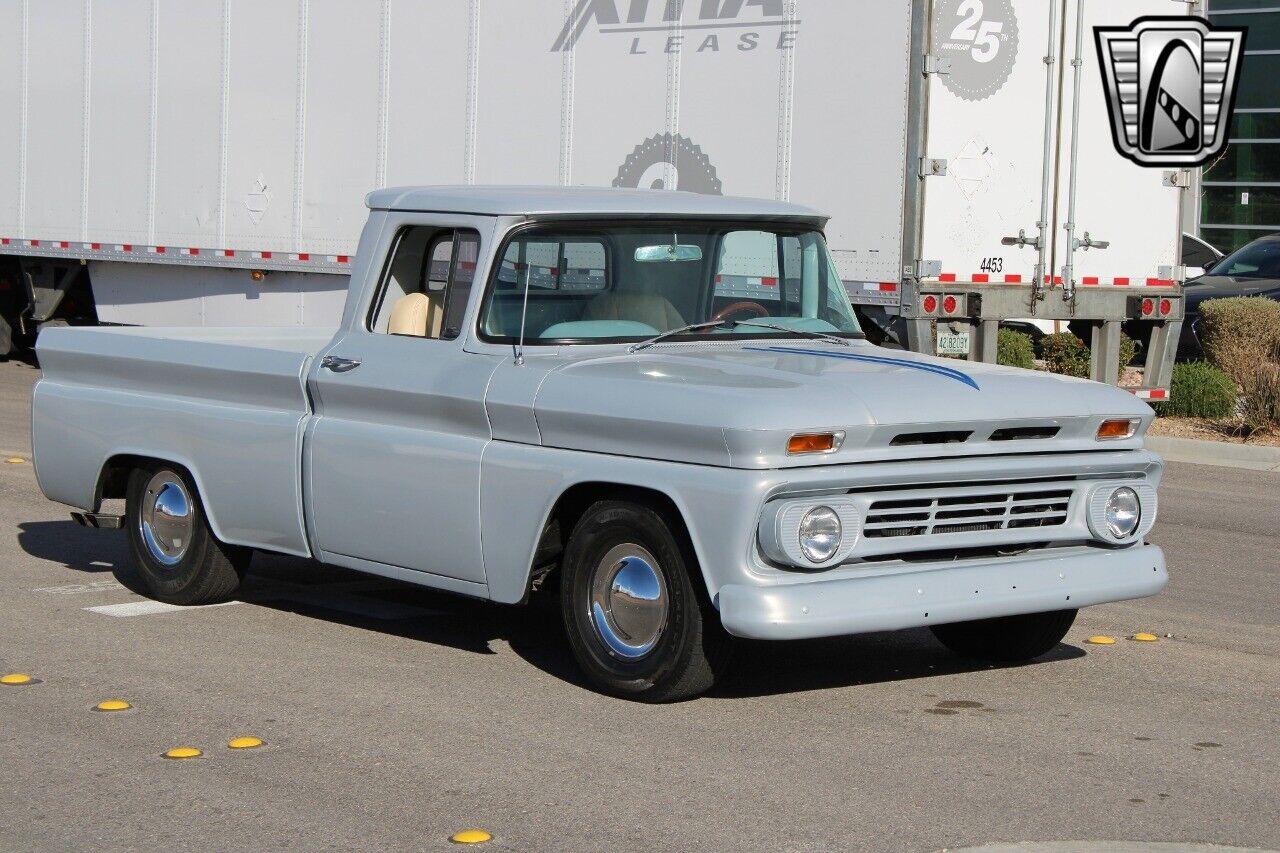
[32,328,313,556]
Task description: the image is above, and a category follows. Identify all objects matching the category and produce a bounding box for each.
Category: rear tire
[930,609,1077,662]
[560,500,730,702]
[125,464,249,605]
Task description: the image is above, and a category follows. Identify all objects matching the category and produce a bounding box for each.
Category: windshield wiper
[628,320,732,353]
[628,318,856,353]
[729,319,853,346]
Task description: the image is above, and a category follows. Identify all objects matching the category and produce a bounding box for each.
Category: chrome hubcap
[589,544,668,660]
[139,472,193,566]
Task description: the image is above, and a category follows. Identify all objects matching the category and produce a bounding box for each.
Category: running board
[70,511,124,529]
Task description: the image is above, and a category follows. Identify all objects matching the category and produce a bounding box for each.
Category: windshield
[1206,237,1280,278]
[477,222,863,345]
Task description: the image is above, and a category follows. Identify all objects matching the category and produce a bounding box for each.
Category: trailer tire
[930,609,1077,662]
[125,464,250,605]
[560,500,730,702]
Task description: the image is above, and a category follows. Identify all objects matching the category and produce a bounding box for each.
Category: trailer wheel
[560,500,730,702]
[930,609,1077,662]
[125,464,250,605]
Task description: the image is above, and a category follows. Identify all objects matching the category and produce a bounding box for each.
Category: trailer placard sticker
[1095,16,1246,168]
[933,0,1019,101]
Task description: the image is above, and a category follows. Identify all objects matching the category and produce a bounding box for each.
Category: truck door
[305,217,500,588]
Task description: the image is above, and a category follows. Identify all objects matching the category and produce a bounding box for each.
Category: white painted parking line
[85,600,241,617]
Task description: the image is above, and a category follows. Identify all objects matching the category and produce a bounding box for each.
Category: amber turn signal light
[1096,418,1137,440]
[787,432,844,455]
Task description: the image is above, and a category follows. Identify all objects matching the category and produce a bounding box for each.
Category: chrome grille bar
[864,488,1073,538]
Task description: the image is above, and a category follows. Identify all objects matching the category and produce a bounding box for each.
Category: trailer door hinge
[1162,169,1191,188]
[1158,264,1187,282]
[920,157,948,178]
[923,54,952,76]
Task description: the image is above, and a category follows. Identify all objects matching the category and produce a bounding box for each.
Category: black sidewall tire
[125,465,246,605]
[561,501,722,701]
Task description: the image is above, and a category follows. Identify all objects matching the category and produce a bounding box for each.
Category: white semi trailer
[0,0,1193,394]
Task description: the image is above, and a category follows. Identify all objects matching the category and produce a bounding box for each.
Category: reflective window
[479,223,862,344]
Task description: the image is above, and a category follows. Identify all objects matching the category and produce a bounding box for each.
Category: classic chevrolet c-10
[32,186,1166,700]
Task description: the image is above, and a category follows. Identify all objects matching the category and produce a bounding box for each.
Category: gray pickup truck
[33,186,1167,701]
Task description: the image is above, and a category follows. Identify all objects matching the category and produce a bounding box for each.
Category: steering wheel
[712,301,770,322]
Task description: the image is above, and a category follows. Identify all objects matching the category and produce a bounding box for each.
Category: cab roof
[365,185,827,224]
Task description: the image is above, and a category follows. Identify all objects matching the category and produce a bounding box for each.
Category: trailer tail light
[1159,298,1173,317]
[921,294,938,314]
[942,294,959,315]
[1141,298,1155,317]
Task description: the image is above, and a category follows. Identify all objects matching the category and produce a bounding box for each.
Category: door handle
[320,355,362,373]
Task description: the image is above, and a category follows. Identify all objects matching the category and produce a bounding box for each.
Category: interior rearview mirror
[635,244,703,262]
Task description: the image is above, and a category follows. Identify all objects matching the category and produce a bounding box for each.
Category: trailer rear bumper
[716,544,1166,640]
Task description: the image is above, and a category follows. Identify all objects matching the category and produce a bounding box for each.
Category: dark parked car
[1178,234,1280,360]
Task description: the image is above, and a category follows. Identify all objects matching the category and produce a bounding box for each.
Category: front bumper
[717,544,1166,640]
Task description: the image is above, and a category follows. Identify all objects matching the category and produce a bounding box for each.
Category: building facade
[1201,1,1280,252]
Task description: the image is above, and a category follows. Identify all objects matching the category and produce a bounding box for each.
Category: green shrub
[1119,334,1138,370]
[1198,297,1280,385]
[1154,361,1238,418]
[1241,363,1280,432]
[996,329,1035,370]
[1041,332,1091,377]
[1041,331,1139,379]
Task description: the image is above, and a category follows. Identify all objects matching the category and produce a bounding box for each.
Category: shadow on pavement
[713,633,1085,699]
[16,523,1087,698]
[17,519,127,574]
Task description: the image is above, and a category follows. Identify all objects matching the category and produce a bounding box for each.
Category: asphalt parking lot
[0,358,1276,852]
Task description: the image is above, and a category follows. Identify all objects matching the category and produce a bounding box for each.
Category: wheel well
[531,483,696,594]
[96,454,188,506]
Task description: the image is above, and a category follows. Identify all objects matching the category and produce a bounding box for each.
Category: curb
[1146,435,1280,472]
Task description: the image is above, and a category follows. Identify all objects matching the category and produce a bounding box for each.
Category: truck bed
[32,326,335,556]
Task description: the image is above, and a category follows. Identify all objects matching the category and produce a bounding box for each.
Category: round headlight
[798,506,842,563]
[1105,487,1141,539]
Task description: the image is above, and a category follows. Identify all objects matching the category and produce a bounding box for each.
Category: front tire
[560,500,730,702]
[930,609,1078,662]
[125,464,249,605]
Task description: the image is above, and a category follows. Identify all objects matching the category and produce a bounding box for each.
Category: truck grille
[863,488,1073,538]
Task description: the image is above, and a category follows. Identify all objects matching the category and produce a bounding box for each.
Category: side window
[369,226,481,340]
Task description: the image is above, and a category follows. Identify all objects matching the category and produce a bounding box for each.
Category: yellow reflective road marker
[164,747,203,759]
[450,829,493,845]
[5,457,25,464]
[1131,632,1159,642]
[95,699,131,711]
[227,736,264,749]
[1085,635,1117,645]
[1,673,34,685]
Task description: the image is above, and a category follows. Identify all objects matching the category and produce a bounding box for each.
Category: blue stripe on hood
[744,345,980,390]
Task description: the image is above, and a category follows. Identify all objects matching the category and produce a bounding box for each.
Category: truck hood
[529,342,1153,468]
